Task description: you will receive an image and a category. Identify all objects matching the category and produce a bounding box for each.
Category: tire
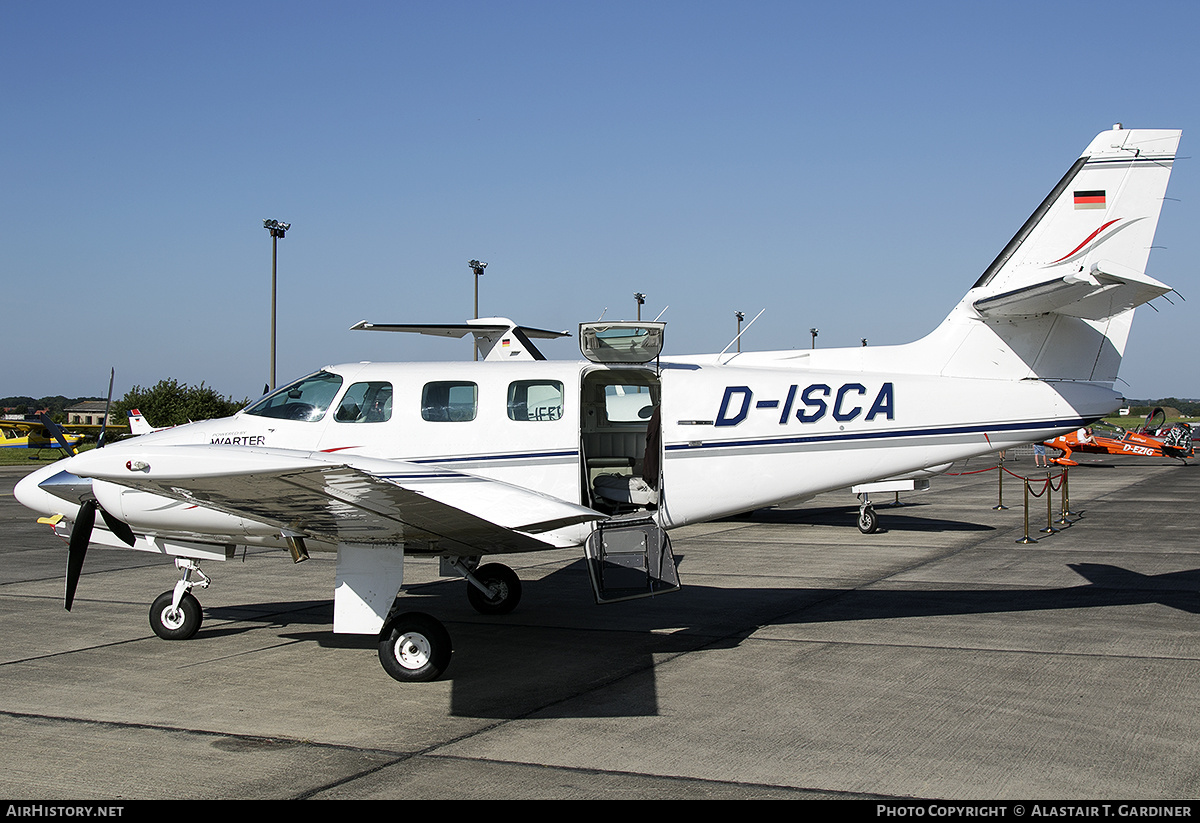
[378,612,453,683]
[149,591,203,640]
[466,563,522,615]
[858,506,879,534]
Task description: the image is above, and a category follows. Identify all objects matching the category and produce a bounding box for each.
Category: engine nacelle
[92,480,278,538]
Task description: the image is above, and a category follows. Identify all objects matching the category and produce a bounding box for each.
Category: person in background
[1033,441,1048,468]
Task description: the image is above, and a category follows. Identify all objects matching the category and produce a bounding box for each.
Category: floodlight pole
[469,260,487,360]
[634,292,646,322]
[264,219,291,390]
[810,327,819,349]
[736,311,745,353]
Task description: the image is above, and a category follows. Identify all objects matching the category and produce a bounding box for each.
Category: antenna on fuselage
[718,308,765,360]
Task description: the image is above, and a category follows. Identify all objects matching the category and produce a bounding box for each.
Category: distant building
[66,401,121,426]
[4,407,49,421]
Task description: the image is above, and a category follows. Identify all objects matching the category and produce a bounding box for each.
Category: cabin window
[335,381,393,423]
[244,371,343,422]
[421,381,478,422]
[604,384,655,423]
[507,380,564,422]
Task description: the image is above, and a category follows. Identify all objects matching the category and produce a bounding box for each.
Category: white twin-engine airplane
[15,126,1182,683]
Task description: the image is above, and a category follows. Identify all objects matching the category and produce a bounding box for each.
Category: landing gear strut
[446,558,523,615]
[857,496,879,534]
[149,558,209,640]
[372,558,524,682]
[465,563,522,614]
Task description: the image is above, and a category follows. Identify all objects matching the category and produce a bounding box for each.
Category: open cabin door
[576,321,678,602]
[584,516,679,603]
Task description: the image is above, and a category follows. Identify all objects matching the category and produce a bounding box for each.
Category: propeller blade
[97,367,115,449]
[65,500,97,611]
[99,507,137,547]
[37,413,78,456]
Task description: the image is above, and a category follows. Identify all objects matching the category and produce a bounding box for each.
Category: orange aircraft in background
[1046,408,1194,465]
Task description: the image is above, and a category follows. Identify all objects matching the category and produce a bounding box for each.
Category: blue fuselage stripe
[664,417,1095,453]
[409,450,579,465]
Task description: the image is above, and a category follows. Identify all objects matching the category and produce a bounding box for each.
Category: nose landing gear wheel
[378,612,453,682]
[149,591,203,640]
[858,505,879,534]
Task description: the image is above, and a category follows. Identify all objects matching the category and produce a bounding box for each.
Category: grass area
[0,443,95,467]
[0,449,68,467]
[1101,416,1199,428]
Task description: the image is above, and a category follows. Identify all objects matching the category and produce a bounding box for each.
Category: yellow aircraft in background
[0,418,85,451]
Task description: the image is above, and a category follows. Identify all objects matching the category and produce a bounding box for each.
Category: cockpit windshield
[244,371,344,421]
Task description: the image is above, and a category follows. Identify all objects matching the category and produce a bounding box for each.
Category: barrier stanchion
[993,465,1008,510]
[1016,478,1037,544]
[1059,467,1076,522]
[1039,473,1060,535]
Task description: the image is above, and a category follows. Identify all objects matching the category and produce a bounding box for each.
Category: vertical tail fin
[930,125,1181,382]
[128,409,153,435]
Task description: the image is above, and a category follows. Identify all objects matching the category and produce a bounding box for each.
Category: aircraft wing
[0,419,47,433]
[62,445,603,553]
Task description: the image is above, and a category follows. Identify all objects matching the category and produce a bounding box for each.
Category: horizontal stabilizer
[350,317,569,361]
[973,262,1173,321]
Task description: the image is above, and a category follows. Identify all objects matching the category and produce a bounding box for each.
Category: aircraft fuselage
[17,355,1119,555]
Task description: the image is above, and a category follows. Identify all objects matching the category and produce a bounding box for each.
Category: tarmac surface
[1,450,1198,800]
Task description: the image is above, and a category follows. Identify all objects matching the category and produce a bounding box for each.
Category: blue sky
[3,1,1198,402]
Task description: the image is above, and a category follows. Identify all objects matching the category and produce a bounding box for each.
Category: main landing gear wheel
[378,612,453,683]
[466,563,522,615]
[149,591,203,640]
[858,505,879,534]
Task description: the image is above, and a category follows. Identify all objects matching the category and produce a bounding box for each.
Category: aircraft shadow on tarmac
[732,504,997,533]
[205,559,1200,719]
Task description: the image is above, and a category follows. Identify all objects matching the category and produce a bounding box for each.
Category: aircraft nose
[14,461,89,516]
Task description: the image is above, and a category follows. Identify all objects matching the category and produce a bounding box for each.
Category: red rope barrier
[946,463,1065,483]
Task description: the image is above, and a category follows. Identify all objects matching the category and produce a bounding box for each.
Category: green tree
[111,380,247,427]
